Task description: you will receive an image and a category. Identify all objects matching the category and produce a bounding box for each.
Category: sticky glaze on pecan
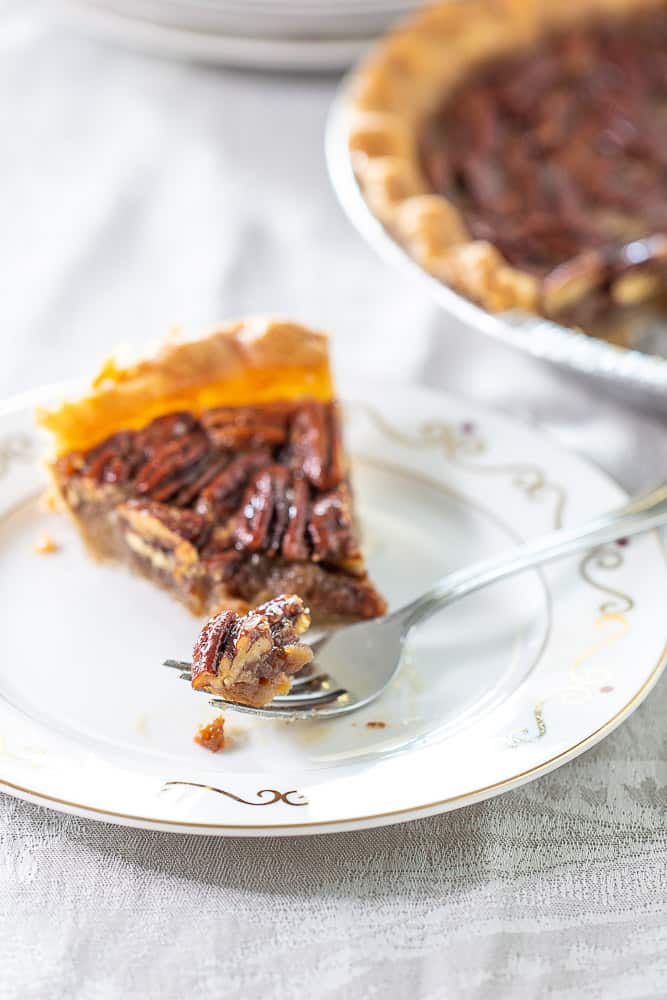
[195,448,272,519]
[308,483,362,567]
[201,403,291,449]
[134,431,211,499]
[288,400,342,490]
[120,498,211,549]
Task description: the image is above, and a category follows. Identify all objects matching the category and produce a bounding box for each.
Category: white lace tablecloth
[1,6,665,998]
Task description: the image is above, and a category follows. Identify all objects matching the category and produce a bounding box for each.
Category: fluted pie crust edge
[345,0,663,315]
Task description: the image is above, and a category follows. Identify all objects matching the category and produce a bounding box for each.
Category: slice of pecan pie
[347,0,667,325]
[38,318,386,622]
[191,594,313,707]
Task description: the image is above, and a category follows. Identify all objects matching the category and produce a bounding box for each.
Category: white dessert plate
[0,379,665,835]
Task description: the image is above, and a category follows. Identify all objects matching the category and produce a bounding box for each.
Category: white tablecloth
[1,6,666,998]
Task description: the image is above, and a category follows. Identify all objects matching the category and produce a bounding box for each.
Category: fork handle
[400,482,667,631]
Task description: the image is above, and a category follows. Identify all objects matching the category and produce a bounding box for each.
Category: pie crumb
[194,716,226,752]
[33,533,59,555]
[366,721,386,729]
[39,489,62,513]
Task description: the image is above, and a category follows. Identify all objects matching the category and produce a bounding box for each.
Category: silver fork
[164,482,667,720]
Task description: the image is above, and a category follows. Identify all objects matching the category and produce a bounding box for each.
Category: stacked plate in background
[58,0,421,70]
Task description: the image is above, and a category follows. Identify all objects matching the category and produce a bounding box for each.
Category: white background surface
[1,3,666,998]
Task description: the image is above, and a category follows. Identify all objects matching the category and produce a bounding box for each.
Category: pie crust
[346,0,666,317]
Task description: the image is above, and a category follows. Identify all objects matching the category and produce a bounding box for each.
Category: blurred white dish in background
[56,0,421,70]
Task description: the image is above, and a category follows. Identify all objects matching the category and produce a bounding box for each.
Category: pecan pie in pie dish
[192,594,313,707]
[348,0,667,327]
[38,319,386,623]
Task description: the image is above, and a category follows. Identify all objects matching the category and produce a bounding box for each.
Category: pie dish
[191,593,313,707]
[346,0,667,324]
[37,318,386,623]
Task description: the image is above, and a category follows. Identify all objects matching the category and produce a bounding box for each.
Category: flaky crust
[38,317,333,455]
[346,0,664,314]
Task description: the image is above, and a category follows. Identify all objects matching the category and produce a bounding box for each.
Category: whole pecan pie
[38,318,386,622]
[347,0,667,325]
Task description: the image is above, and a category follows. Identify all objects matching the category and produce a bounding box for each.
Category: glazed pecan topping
[420,8,667,308]
[83,431,137,485]
[281,477,310,562]
[169,455,228,509]
[201,403,290,449]
[134,431,210,500]
[121,498,211,548]
[234,466,275,552]
[195,448,271,519]
[192,609,237,680]
[288,401,343,490]
[232,464,356,564]
[134,412,200,455]
[72,398,361,572]
[266,465,290,556]
[308,484,361,565]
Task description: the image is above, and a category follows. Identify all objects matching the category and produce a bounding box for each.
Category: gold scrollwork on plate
[580,544,635,615]
[508,544,634,746]
[162,781,308,807]
[0,432,33,478]
[357,404,566,528]
[508,701,546,747]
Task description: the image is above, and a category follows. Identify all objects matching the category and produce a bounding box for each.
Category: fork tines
[161,656,348,712]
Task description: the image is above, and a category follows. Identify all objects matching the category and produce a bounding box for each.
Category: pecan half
[83,431,137,485]
[170,455,228,508]
[289,400,327,488]
[134,431,211,500]
[120,498,211,548]
[234,466,274,552]
[201,403,290,449]
[281,477,310,562]
[195,448,271,519]
[308,483,362,569]
[288,401,344,491]
[191,610,237,684]
[134,412,200,457]
[266,465,290,556]
[233,465,315,560]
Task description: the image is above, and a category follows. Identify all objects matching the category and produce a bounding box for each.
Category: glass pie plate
[326,80,667,413]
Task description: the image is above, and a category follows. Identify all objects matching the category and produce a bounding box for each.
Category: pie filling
[191,594,313,707]
[419,7,667,322]
[51,398,385,621]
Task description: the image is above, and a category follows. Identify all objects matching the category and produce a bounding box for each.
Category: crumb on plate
[33,532,59,554]
[39,489,62,513]
[366,721,386,729]
[194,715,226,752]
